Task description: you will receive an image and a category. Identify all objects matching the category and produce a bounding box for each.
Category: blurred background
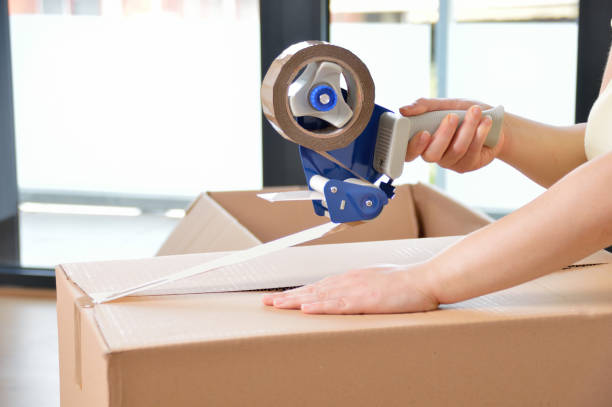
[0,0,608,277]
[1,2,611,405]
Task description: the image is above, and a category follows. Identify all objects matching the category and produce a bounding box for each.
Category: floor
[0,288,59,407]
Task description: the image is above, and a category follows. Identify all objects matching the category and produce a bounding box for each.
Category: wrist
[397,263,441,309]
[497,112,516,162]
[415,257,459,306]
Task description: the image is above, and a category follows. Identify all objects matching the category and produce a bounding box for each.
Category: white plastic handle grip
[405,105,504,148]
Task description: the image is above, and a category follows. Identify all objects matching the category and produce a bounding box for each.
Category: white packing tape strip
[90,221,339,304]
[257,190,324,202]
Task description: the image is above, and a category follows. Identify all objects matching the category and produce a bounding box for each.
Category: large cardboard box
[57,183,612,406]
[157,183,493,255]
[57,240,612,407]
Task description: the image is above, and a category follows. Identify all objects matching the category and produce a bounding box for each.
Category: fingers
[405,131,432,162]
[262,287,308,306]
[400,103,502,173]
[438,106,482,168]
[452,115,493,173]
[267,284,353,310]
[399,97,484,117]
[302,298,349,314]
[474,125,504,171]
[262,269,375,312]
[421,113,460,163]
[261,274,349,306]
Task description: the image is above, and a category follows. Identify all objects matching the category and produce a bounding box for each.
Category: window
[330,0,436,186]
[8,0,261,267]
[330,0,579,215]
[445,1,578,213]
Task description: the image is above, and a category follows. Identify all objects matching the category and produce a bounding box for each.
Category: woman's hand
[262,265,439,314]
[400,98,506,173]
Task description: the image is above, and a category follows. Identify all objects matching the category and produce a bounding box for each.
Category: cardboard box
[57,240,612,407]
[57,184,612,405]
[157,183,494,256]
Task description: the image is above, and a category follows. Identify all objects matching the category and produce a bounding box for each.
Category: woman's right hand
[399,98,506,173]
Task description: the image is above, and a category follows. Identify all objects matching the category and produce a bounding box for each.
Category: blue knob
[309,85,337,112]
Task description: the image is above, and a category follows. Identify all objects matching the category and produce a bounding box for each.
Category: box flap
[207,186,326,242]
[59,257,612,354]
[65,236,461,299]
[156,193,261,256]
[410,182,492,237]
[69,233,612,303]
[208,184,419,245]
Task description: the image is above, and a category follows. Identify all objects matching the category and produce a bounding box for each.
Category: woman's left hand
[262,265,439,314]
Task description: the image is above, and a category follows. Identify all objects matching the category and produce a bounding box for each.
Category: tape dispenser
[260,41,504,223]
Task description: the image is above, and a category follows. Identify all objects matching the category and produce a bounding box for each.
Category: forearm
[498,112,586,187]
[425,151,612,304]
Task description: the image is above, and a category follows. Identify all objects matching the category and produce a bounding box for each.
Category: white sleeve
[585,82,612,161]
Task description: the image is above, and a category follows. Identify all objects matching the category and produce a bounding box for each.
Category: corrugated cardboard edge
[410,182,493,237]
[156,193,261,256]
[56,265,113,407]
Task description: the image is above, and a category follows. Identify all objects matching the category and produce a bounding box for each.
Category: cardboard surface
[410,182,493,237]
[157,183,490,256]
[57,239,612,406]
[157,193,261,255]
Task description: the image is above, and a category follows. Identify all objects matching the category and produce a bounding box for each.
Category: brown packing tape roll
[261,41,375,152]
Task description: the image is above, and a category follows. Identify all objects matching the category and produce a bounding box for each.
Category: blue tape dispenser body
[299,104,394,223]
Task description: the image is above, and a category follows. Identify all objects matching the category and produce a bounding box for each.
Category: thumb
[400,98,484,117]
[399,100,429,116]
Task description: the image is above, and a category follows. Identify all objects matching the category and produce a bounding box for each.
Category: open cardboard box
[56,183,612,406]
[157,183,494,255]
[57,240,612,406]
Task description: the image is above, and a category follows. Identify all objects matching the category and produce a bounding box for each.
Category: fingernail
[273,298,285,306]
[301,303,313,312]
[483,115,492,126]
[448,113,459,126]
[399,105,412,113]
[471,105,481,116]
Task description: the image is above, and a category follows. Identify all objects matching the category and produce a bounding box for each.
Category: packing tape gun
[260,41,504,223]
[90,41,504,304]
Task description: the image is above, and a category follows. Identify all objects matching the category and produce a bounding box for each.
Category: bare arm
[601,45,612,93]
[499,44,612,187]
[498,114,586,187]
[431,44,612,302]
[398,47,612,188]
[428,151,612,304]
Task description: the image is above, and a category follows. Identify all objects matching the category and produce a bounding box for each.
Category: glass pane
[330,0,437,185]
[444,1,578,212]
[7,0,261,267]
